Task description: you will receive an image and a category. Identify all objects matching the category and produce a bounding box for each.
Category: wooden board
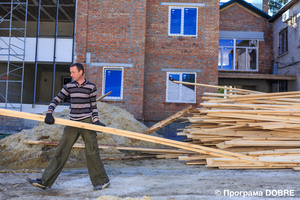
[144,106,193,135]
[96,91,112,101]
[0,108,266,166]
[24,140,194,154]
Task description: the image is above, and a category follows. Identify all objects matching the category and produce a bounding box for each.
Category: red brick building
[74,0,299,122]
[75,0,219,121]
[2,0,296,127]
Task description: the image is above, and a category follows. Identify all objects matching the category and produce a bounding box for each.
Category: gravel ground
[1,159,300,200]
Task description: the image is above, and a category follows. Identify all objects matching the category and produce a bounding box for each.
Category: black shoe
[26,178,46,191]
[93,181,110,190]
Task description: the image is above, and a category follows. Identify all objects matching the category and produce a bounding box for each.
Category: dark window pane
[279,29,288,54]
[279,80,288,92]
[182,73,195,90]
[169,74,179,81]
[170,9,181,34]
[248,49,257,70]
[183,8,197,35]
[105,69,122,97]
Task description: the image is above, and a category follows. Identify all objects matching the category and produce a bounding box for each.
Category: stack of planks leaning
[173,81,300,170]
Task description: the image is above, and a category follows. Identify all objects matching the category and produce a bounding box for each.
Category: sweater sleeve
[90,84,99,121]
[48,85,69,112]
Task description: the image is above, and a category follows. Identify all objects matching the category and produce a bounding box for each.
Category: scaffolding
[0,0,28,138]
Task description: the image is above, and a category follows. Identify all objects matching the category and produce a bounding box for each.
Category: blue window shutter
[105,70,122,97]
[183,8,197,35]
[170,9,181,34]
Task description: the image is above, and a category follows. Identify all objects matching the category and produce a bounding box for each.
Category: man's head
[70,63,84,75]
[70,63,84,82]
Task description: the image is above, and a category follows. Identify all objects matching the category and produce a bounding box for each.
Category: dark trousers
[41,117,109,188]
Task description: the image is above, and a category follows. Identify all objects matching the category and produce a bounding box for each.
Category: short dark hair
[70,63,84,75]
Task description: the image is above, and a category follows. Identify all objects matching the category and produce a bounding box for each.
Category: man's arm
[90,84,100,123]
[45,85,69,124]
[48,86,69,113]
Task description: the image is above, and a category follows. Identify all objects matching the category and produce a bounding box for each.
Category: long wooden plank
[228,91,300,99]
[0,108,267,166]
[192,125,246,133]
[23,140,194,154]
[206,113,300,124]
[208,93,300,103]
[179,155,218,160]
[248,151,300,157]
[200,109,300,114]
[225,140,300,147]
[202,103,300,109]
[96,91,112,101]
[185,161,207,165]
[260,124,300,129]
[172,81,262,93]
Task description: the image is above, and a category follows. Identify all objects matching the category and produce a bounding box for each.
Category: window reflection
[219,39,258,71]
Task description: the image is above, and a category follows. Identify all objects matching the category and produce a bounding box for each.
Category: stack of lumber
[174,82,300,169]
[0,108,268,167]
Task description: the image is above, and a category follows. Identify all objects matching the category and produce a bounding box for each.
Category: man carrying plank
[26,63,110,191]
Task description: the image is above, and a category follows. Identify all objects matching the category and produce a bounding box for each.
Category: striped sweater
[48,79,99,121]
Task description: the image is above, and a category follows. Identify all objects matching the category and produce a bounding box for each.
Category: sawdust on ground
[0,102,165,170]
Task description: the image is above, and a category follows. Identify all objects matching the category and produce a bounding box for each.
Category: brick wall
[272,2,300,91]
[219,3,273,74]
[75,0,147,120]
[143,0,219,121]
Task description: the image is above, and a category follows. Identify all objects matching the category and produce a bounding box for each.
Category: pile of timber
[0,108,268,167]
[4,83,300,170]
[176,84,300,169]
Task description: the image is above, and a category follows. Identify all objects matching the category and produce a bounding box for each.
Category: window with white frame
[166,72,196,103]
[168,7,198,37]
[102,67,124,100]
[279,28,288,55]
[218,39,258,71]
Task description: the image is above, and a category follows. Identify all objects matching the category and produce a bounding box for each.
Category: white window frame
[166,71,197,103]
[218,39,259,72]
[102,67,124,100]
[168,6,198,37]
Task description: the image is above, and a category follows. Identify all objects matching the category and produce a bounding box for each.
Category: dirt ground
[1,158,300,200]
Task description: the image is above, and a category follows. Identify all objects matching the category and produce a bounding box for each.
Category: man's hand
[45,113,55,124]
[94,120,106,127]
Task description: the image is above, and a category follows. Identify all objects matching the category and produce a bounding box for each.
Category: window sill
[102,99,124,103]
[165,101,197,104]
[278,51,289,58]
[168,35,197,39]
